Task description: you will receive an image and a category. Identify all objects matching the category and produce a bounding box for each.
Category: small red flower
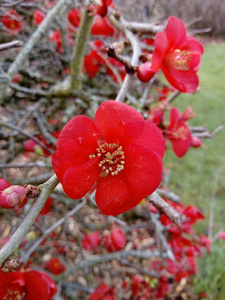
[165,107,192,157]
[151,16,204,93]
[91,17,115,36]
[1,10,23,32]
[104,227,126,252]
[52,101,165,215]
[84,50,106,78]
[82,231,101,251]
[68,8,81,28]
[89,283,115,300]
[183,205,204,224]
[33,10,46,26]
[0,269,57,300]
[218,231,225,240]
[44,257,66,275]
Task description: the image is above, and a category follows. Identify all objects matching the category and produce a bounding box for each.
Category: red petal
[91,17,114,36]
[152,31,168,72]
[24,270,57,300]
[169,107,180,128]
[165,16,186,50]
[180,36,204,54]
[124,120,165,159]
[94,100,144,142]
[96,172,142,215]
[63,157,100,199]
[123,143,163,198]
[52,140,90,183]
[56,115,99,152]
[162,65,199,93]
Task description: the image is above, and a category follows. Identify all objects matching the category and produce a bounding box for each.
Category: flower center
[89,143,125,177]
[174,49,191,71]
[3,289,23,300]
[171,126,189,140]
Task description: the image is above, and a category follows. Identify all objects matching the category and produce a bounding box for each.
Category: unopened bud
[0,178,11,191]
[191,136,202,148]
[0,185,26,209]
[25,184,40,198]
[26,231,37,242]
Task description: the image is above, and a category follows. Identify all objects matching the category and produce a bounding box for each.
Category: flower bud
[1,255,20,273]
[191,136,202,148]
[0,185,27,209]
[137,62,155,82]
[24,139,44,156]
[0,178,11,191]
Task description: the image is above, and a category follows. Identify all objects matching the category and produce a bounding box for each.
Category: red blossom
[0,269,57,300]
[84,50,106,78]
[0,10,23,32]
[131,276,151,299]
[68,8,81,28]
[165,107,192,157]
[44,257,66,275]
[82,231,101,251]
[89,283,115,300]
[151,16,204,93]
[52,101,165,215]
[218,231,225,240]
[33,10,46,26]
[104,227,126,252]
[91,17,115,36]
[183,205,204,224]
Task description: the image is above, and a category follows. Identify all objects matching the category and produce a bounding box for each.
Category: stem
[0,175,59,265]
[70,7,94,90]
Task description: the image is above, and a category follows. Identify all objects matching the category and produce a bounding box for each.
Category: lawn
[163,42,225,299]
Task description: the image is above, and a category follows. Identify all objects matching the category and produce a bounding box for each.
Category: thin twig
[0,40,23,51]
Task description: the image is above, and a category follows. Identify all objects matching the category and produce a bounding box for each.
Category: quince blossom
[52,101,165,215]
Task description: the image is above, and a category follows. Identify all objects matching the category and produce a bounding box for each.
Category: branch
[70,7,94,90]
[148,192,182,226]
[0,175,59,266]
[0,40,23,51]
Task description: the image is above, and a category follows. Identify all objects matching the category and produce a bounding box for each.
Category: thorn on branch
[106,45,137,74]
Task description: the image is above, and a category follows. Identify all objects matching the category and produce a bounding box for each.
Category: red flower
[0,269,57,300]
[183,205,204,224]
[165,107,192,157]
[90,283,115,300]
[84,50,106,78]
[131,276,151,299]
[151,16,204,93]
[44,257,66,275]
[52,101,165,215]
[82,231,101,251]
[104,227,126,252]
[33,10,46,26]
[218,231,225,240]
[91,17,115,36]
[68,8,81,28]
[91,0,114,17]
[1,10,23,32]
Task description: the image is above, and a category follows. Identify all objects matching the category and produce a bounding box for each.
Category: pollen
[89,143,125,177]
[172,126,189,140]
[174,50,191,71]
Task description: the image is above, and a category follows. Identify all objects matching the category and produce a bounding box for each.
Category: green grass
[163,43,225,298]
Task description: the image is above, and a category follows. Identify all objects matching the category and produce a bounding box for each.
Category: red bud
[0,185,27,209]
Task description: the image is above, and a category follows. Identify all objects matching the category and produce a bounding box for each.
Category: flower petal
[52,140,90,183]
[94,100,144,142]
[162,65,199,93]
[91,17,115,36]
[123,143,163,199]
[124,120,165,159]
[62,157,100,199]
[152,31,168,72]
[165,16,186,49]
[56,115,99,153]
[96,173,142,215]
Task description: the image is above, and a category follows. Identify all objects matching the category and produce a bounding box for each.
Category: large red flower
[151,16,204,93]
[0,269,57,300]
[52,101,165,215]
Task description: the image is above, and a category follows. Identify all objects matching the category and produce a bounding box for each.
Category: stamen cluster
[89,143,125,177]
